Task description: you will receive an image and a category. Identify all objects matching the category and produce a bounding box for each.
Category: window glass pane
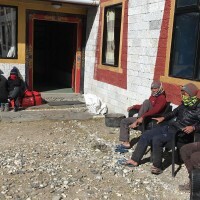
[197,64,200,79]
[170,13,199,79]
[177,0,198,7]
[0,6,17,58]
[102,4,122,67]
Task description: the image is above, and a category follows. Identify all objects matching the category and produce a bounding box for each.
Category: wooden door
[26,12,83,93]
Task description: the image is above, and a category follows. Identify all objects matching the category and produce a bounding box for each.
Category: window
[177,0,198,7]
[102,4,122,67]
[170,1,200,80]
[94,0,127,88]
[0,5,17,58]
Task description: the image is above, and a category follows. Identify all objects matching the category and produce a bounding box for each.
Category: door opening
[33,20,77,92]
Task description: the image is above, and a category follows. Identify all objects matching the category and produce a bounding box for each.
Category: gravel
[0,118,190,200]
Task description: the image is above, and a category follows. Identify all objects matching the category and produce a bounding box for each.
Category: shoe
[115,144,130,153]
[115,144,131,149]
[4,103,9,112]
[14,106,18,112]
[151,166,163,175]
[115,148,129,153]
[0,103,5,112]
[179,182,190,191]
[117,159,138,167]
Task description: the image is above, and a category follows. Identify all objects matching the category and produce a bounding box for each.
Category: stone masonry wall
[84,0,166,115]
[127,0,165,106]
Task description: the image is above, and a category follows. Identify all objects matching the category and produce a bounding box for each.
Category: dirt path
[0,118,190,200]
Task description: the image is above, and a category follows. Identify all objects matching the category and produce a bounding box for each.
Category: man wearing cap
[116,80,167,151]
[121,83,200,175]
[178,85,200,191]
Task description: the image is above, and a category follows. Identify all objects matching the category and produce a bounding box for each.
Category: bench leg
[172,134,176,177]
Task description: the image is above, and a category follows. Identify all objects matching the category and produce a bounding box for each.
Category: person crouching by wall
[7,67,25,112]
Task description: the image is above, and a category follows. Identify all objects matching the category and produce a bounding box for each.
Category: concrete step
[26,93,86,111]
[41,93,85,103]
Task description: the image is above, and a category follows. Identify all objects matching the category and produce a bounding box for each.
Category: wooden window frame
[160,0,200,87]
[0,5,18,59]
[98,0,124,73]
[169,1,200,80]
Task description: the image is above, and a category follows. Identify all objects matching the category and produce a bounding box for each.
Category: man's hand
[182,126,195,134]
[137,117,143,124]
[152,117,165,124]
[129,117,143,129]
[129,122,138,129]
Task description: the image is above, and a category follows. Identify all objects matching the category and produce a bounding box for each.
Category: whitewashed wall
[84,0,166,115]
[0,63,25,80]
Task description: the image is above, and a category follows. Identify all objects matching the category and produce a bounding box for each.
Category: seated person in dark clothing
[0,74,9,110]
[179,142,200,191]
[7,67,25,111]
[116,80,167,150]
[122,83,200,175]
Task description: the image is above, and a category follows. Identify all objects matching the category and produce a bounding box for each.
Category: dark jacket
[0,75,8,103]
[164,100,200,131]
[7,77,24,92]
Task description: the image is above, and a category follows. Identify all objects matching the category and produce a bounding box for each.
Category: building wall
[0,63,25,80]
[0,0,87,80]
[84,0,166,115]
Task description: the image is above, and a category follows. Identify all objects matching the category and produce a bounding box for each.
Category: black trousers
[9,87,22,107]
[131,125,193,169]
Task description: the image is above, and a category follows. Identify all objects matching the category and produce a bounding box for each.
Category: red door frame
[26,12,83,93]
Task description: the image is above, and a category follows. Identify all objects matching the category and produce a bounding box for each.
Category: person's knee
[140,131,152,143]
[180,145,187,156]
[120,118,128,128]
[191,152,200,167]
[120,118,127,125]
[120,118,134,126]
[142,99,150,106]
[152,135,163,147]
[180,143,192,157]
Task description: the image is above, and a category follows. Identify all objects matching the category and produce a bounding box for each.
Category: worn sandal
[115,148,129,153]
[117,159,138,167]
[151,166,163,175]
[115,144,131,149]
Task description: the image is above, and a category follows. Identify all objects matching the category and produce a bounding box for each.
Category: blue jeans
[131,125,177,168]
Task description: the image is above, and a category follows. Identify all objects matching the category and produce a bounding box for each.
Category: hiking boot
[14,106,18,112]
[151,166,163,175]
[179,182,190,192]
[4,103,9,112]
[0,103,5,112]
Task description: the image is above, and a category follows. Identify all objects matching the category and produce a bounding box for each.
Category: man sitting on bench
[119,83,200,175]
[116,80,167,151]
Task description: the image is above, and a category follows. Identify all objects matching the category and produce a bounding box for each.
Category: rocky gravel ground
[0,118,190,200]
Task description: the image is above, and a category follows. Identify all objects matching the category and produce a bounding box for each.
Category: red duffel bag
[21,90,43,108]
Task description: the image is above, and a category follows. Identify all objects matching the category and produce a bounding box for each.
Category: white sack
[84,93,108,115]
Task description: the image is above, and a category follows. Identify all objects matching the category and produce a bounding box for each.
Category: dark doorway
[33,20,77,92]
